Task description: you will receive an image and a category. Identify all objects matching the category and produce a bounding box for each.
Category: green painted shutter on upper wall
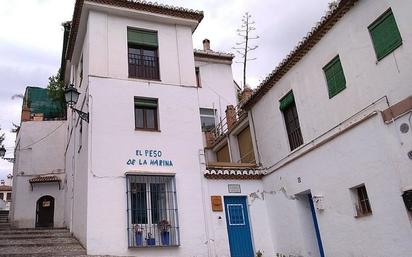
[135,98,158,108]
[128,29,158,47]
[368,9,402,61]
[279,91,295,111]
[323,55,346,98]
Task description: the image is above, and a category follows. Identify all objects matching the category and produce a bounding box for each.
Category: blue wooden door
[224,196,254,257]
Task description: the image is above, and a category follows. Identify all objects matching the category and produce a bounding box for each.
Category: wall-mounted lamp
[64,84,89,123]
[0,146,15,163]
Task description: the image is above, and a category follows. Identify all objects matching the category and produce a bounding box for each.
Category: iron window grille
[355,185,372,217]
[127,28,160,80]
[6,193,11,201]
[126,175,180,248]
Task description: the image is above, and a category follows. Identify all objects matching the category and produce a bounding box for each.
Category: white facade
[203,0,412,257]
[11,120,67,228]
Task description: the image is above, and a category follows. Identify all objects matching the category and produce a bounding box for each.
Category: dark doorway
[36,195,54,228]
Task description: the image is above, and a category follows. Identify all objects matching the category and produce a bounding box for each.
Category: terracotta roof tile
[243,0,359,110]
[0,185,12,191]
[204,168,263,180]
[194,49,235,61]
[29,175,61,183]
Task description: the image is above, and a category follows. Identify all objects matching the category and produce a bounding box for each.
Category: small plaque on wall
[228,184,241,193]
[211,195,223,212]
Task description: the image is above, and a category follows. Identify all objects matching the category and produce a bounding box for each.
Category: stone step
[0,228,69,235]
[0,252,87,257]
[0,237,79,246]
[0,244,86,256]
[0,232,71,240]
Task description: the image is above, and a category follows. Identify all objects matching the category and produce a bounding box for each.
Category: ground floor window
[127,175,179,247]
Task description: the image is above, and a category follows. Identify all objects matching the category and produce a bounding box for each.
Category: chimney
[240,86,253,103]
[225,105,237,130]
[21,106,31,122]
[203,39,211,51]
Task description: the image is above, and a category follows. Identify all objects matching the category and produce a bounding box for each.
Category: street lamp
[0,146,5,158]
[64,84,89,123]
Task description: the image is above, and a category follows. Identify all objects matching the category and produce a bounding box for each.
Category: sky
[0,0,332,180]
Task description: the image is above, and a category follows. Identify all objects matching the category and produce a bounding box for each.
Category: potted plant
[158,219,171,245]
[146,232,156,246]
[133,224,143,246]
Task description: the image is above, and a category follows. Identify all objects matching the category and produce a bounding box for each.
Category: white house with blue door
[11,0,412,256]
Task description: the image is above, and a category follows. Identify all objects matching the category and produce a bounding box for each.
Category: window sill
[135,128,161,133]
[129,245,180,249]
[354,212,372,218]
[128,76,161,83]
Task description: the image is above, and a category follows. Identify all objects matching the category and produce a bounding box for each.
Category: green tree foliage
[47,69,66,117]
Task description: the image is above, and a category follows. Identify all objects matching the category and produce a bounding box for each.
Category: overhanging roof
[243,0,359,110]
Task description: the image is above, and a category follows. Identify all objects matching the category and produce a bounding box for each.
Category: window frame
[126,175,180,248]
[127,28,160,81]
[279,91,303,151]
[323,55,346,99]
[199,108,216,132]
[351,184,372,218]
[368,8,403,61]
[134,97,159,131]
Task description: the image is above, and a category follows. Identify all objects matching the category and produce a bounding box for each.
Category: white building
[0,176,12,211]
[10,87,67,228]
[61,0,238,256]
[203,0,412,257]
[10,0,412,257]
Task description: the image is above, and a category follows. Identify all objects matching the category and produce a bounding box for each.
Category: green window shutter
[135,98,158,108]
[323,55,346,98]
[128,29,158,47]
[279,91,295,111]
[368,9,402,61]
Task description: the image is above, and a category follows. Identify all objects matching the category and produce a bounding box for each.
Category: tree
[47,69,66,117]
[233,12,259,89]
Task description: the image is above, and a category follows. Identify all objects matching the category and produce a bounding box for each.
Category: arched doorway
[36,195,54,228]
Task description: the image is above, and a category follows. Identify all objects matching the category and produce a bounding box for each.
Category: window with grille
[128,28,160,80]
[0,193,3,200]
[135,98,158,131]
[6,193,11,201]
[368,9,402,61]
[200,108,216,132]
[351,184,372,217]
[279,91,303,151]
[127,175,179,247]
[323,55,346,98]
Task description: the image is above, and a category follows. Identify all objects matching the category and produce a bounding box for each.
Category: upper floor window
[216,143,230,162]
[6,193,11,201]
[128,28,160,80]
[323,55,346,98]
[237,126,255,164]
[279,91,303,151]
[368,9,402,61]
[195,67,201,87]
[135,97,158,131]
[351,184,372,218]
[200,108,216,132]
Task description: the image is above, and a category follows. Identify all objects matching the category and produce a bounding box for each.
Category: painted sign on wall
[126,149,173,167]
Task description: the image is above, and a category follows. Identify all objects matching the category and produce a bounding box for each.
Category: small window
[127,175,179,247]
[79,55,83,86]
[6,193,11,201]
[237,126,255,164]
[216,144,230,162]
[368,9,402,61]
[0,193,3,200]
[195,67,201,87]
[323,55,346,98]
[200,108,216,132]
[128,28,160,80]
[351,184,372,217]
[279,91,303,151]
[135,98,158,131]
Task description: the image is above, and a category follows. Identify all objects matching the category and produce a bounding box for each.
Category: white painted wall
[11,120,67,228]
[245,0,412,256]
